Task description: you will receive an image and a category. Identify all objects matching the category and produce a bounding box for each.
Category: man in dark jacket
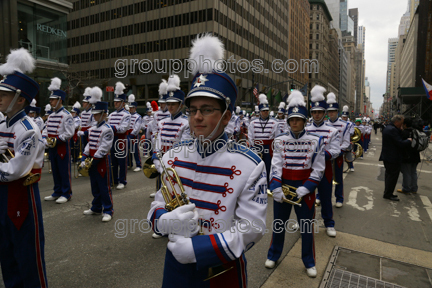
[379,115,412,201]
[398,117,421,194]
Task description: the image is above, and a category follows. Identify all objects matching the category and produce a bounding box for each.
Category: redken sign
[36,24,67,37]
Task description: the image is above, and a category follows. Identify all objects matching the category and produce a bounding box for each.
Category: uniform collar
[171,111,182,120]
[329,118,339,123]
[260,116,269,121]
[85,107,92,112]
[196,132,228,158]
[312,121,324,127]
[289,130,306,139]
[97,120,106,128]
[117,108,125,113]
[55,106,65,114]
[6,110,26,128]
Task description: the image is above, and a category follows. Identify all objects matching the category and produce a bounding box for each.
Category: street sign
[106,86,114,92]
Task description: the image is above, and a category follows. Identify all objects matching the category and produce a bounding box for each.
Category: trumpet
[155,151,188,211]
[1,149,41,186]
[143,156,159,178]
[77,157,93,177]
[267,184,302,206]
[46,137,57,148]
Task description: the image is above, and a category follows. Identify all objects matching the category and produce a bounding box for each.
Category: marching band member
[43,77,74,204]
[265,90,325,278]
[325,93,350,207]
[250,105,259,121]
[270,111,275,118]
[364,117,371,153]
[71,101,82,164]
[276,102,288,134]
[248,94,279,184]
[81,87,114,222]
[147,34,266,287]
[341,106,355,172]
[238,109,249,141]
[225,106,240,140]
[355,118,365,159]
[151,74,190,201]
[77,88,95,155]
[107,82,131,190]
[43,103,52,122]
[26,99,44,132]
[305,85,340,237]
[127,95,143,172]
[0,48,48,288]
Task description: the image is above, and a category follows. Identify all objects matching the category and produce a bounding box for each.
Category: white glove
[80,161,86,168]
[43,138,48,148]
[0,140,8,154]
[158,204,200,237]
[296,186,310,198]
[271,187,286,203]
[153,159,163,174]
[167,234,196,264]
[77,131,85,137]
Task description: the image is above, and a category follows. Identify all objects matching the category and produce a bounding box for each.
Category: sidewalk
[261,227,432,288]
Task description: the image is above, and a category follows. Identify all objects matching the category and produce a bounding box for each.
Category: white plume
[45,104,51,112]
[278,102,286,109]
[343,105,349,112]
[84,87,92,96]
[146,102,152,109]
[259,94,268,105]
[89,87,103,104]
[254,105,259,111]
[243,110,246,115]
[366,117,370,121]
[48,77,61,91]
[310,85,326,102]
[125,104,129,111]
[30,99,37,107]
[288,90,306,108]
[114,82,125,95]
[159,79,168,96]
[72,101,81,109]
[189,33,225,75]
[128,94,135,103]
[236,106,241,114]
[0,48,35,75]
[167,74,181,92]
[327,92,337,104]
[270,111,274,116]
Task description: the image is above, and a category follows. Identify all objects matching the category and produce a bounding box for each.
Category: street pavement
[1,132,432,287]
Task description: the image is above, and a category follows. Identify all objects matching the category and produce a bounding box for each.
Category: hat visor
[0,86,15,92]
[326,108,338,111]
[260,107,270,111]
[91,110,104,114]
[113,99,123,102]
[186,91,224,103]
[310,107,325,111]
[49,95,60,99]
[166,99,181,103]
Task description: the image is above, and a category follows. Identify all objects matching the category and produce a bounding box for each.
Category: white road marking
[375,138,379,140]
[390,202,401,218]
[346,186,374,211]
[404,200,421,222]
[420,195,432,222]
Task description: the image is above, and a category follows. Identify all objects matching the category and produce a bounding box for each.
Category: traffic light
[290,84,295,91]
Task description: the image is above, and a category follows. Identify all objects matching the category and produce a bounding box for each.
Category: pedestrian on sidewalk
[379,115,412,201]
[398,117,420,195]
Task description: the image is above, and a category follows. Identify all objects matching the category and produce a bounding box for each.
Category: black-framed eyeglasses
[186,107,221,116]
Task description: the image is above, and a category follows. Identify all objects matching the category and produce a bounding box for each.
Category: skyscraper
[340,0,349,32]
[358,26,365,53]
[386,38,399,93]
[324,0,340,31]
[348,8,358,46]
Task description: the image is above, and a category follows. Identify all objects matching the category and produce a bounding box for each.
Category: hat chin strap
[53,98,62,111]
[5,90,22,114]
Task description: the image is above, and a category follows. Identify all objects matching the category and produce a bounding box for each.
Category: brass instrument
[155,151,188,211]
[267,184,302,207]
[46,137,57,148]
[77,157,93,177]
[143,157,159,178]
[351,127,362,143]
[343,143,363,172]
[1,149,41,186]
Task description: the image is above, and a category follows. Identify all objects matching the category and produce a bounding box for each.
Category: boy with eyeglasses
[147,34,267,287]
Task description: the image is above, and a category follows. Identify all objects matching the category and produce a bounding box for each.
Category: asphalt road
[1,131,432,287]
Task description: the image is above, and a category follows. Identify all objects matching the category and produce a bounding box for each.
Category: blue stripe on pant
[49,140,72,199]
[127,135,142,168]
[89,156,114,215]
[267,180,316,268]
[334,155,344,203]
[111,136,128,185]
[0,182,48,288]
[317,166,335,228]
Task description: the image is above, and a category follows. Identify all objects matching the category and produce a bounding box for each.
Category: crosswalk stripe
[420,196,432,222]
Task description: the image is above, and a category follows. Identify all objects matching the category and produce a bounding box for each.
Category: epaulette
[227,142,261,165]
[21,118,34,131]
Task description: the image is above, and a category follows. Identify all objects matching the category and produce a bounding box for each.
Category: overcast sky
[348,0,408,113]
